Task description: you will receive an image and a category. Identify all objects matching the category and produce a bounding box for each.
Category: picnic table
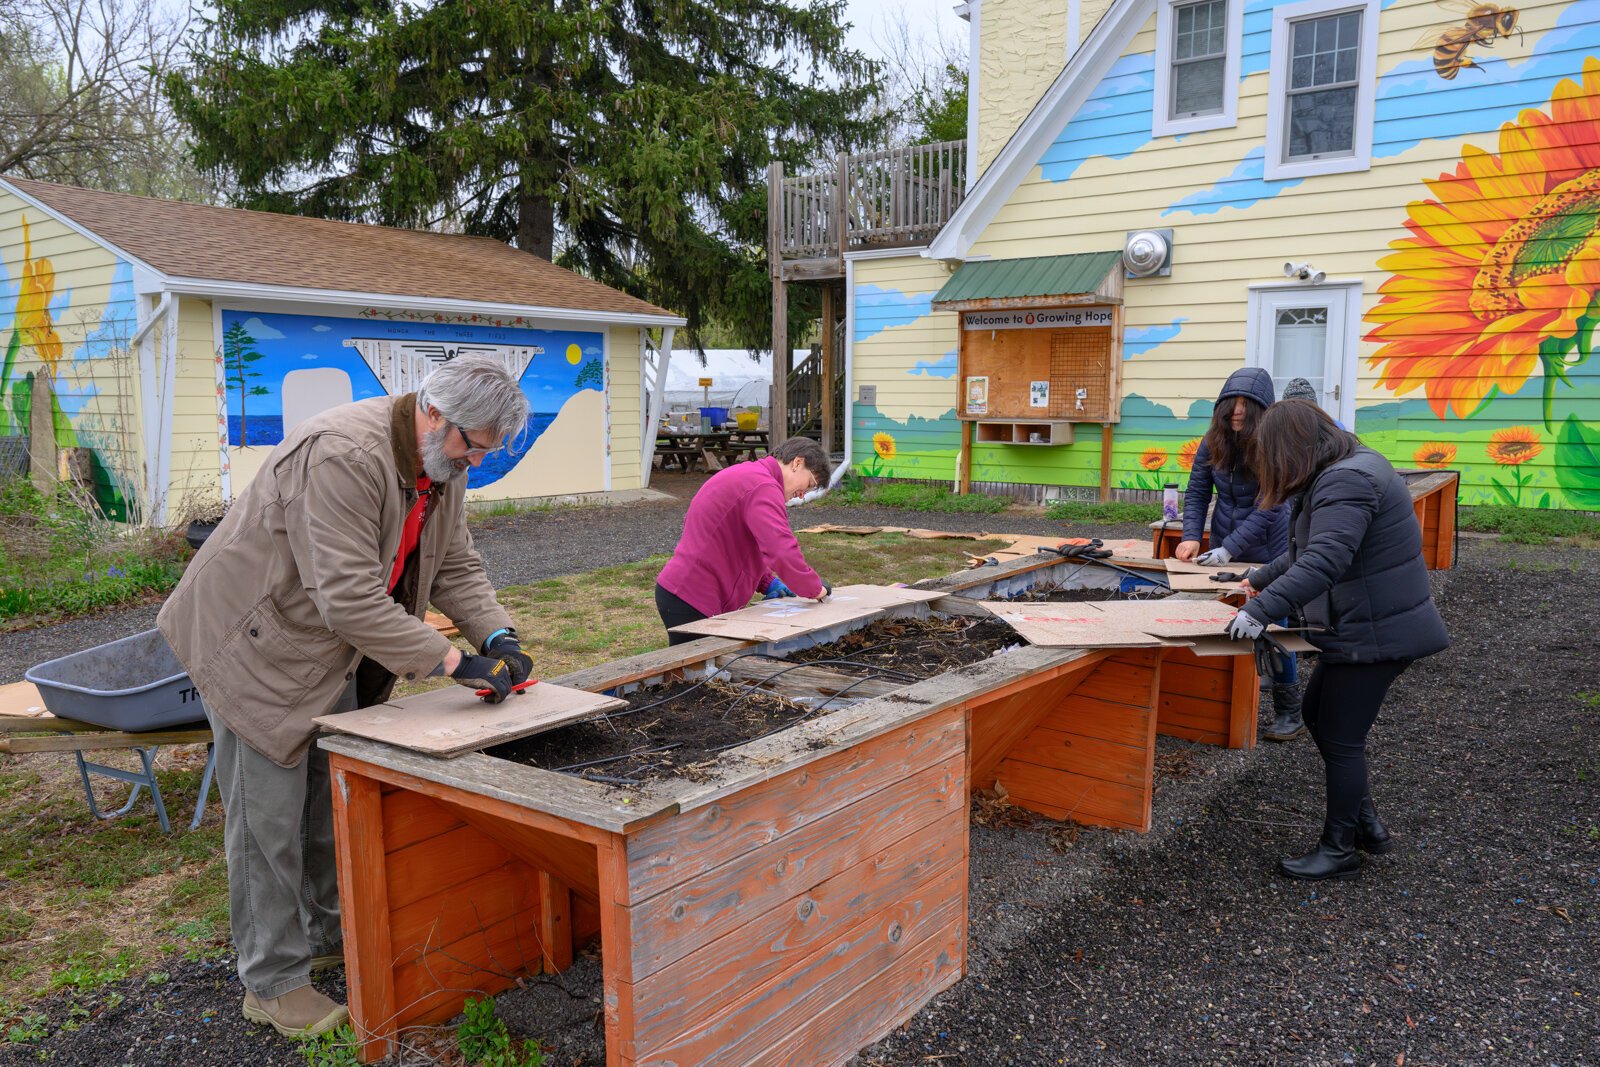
[654,428,769,472]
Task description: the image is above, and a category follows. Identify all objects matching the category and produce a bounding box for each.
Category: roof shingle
[3,176,676,320]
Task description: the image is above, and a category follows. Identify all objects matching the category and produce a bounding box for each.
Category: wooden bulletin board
[957,306,1122,423]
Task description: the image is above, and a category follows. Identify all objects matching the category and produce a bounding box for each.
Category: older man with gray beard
[158,354,535,1039]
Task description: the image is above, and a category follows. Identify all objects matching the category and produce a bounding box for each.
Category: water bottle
[1162,483,1180,522]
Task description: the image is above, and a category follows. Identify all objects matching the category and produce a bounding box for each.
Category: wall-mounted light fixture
[1283,261,1327,285]
[1124,229,1173,278]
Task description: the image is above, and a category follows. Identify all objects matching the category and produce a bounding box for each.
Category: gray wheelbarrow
[24,630,217,832]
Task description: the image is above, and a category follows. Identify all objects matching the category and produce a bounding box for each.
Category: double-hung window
[1153,0,1241,137]
[1265,0,1380,178]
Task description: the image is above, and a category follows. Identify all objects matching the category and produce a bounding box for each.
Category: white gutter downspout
[135,293,171,526]
[640,326,675,488]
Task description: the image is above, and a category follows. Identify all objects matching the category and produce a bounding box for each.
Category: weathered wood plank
[1158,658,1231,700]
[329,762,397,1063]
[385,823,513,913]
[0,726,211,753]
[623,708,965,906]
[966,657,1102,788]
[624,860,967,1066]
[538,871,573,973]
[626,754,964,983]
[382,788,465,853]
[1004,726,1152,788]
[1158,721,1228,746]
[388,858,531,961]
[627,807,967,1055]
[391,911,537,1028]
[451,805,602,902]
[1047,693,1156,747]
[548,636,751,694]
[1227,652,1259,749]
[997,760,1152,831]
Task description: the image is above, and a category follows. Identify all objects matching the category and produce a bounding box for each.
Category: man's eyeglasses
[451,422,499,459]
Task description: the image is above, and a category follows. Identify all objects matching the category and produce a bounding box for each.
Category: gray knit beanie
[1281,377,1318,402]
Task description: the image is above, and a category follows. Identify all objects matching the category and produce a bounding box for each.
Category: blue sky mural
[1039,53,1156,184]
[1124,317,1188,358]
[855,284,936,341]
[219,309,603,489]
[909,349,958,377]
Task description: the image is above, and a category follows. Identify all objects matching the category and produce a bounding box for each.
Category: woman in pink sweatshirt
[655,437,833,645]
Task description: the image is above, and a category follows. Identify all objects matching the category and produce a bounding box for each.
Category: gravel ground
[1,483,1146,684]
[10,533,1597,1065]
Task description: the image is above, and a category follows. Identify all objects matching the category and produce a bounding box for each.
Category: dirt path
[10,536,1597,1065]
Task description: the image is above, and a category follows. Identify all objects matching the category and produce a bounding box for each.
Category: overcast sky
[842,0,967,63]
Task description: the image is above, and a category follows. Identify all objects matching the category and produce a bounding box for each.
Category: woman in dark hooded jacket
[1226,401,1448,881]
[1176,367,1300,739]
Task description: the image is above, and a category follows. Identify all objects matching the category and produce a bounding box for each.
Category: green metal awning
[932,250,1124,308]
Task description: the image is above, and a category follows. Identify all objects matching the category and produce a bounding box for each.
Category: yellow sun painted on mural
[1365,57,1600,422]
[872,432,896,460]
[566,344,582,365]
[1140,447,1168,471]
[16,218,63,372]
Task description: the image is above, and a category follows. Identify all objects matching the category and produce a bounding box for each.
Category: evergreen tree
[167,1,883,346]
[222,321,267,445]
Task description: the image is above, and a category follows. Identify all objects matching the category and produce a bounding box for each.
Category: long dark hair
[1251,400,1359,508]
[1202,395,1263,473]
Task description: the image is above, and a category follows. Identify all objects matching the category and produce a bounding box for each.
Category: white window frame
[1152,0,1242,138]
[1245,279,1363,427]
[1264,0,1380,180]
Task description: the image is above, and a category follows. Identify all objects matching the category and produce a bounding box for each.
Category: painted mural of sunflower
[1178,437,1201,472]
[15,217,63,372]
[1364,57,1600,424]
[1140,447,1168,471]
[873,432,896,461]
[1412,442,1456,468]
[1486,425,1542,466]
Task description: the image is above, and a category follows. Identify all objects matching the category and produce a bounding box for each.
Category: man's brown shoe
[242,986,348,1038]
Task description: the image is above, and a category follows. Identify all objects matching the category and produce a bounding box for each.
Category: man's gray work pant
[207,683,353,997]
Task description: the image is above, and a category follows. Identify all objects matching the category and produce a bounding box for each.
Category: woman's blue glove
[763,576,796,599]
[1196,546,1232,566]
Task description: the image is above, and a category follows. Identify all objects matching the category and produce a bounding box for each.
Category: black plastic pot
[184,521,218,550]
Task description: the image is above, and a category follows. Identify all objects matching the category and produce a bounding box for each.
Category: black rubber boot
[1279,824,1362,881]
[1262,684,1305,742]
[1356,795,1394,855]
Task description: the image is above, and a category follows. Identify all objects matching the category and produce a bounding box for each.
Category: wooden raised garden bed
[323,559,1260,1064]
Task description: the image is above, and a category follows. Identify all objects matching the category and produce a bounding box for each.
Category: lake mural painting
[219,309,605,492]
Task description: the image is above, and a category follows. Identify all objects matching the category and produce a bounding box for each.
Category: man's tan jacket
[158,393,511,766]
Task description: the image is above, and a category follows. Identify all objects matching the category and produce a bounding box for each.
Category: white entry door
[1247,283,1359,426]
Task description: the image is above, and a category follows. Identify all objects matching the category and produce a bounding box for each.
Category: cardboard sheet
[0,681,50,718]
[1162,559,1264,593]
[976,602,1167,648]
[975,598,1309,651]
[314,681,626,758]
[669,584,945,642]
[1184,633,1318,657]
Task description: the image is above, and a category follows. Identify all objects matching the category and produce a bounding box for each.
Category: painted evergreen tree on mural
[223,321,267,446]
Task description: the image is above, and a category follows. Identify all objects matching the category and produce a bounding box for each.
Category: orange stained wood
[1155,647,1258,750]
[966,655,1105,789]
[621,807,968,1058]
[992,648,1161,832]
[622,754,965,983]
[452,804,602,901]
[329,763,398,1063]
[538,872,574,973]
[623,862,968,1066]
[622,708,966,905]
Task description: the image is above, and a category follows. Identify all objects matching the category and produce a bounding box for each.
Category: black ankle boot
[1262,684,1305,742]
[1356,796,1393,855]
[1279,824,1361,881]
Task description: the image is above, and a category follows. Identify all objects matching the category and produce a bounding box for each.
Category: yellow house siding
[608,325,643,491]
[930,0,1600,507]
[165,296,224,515]
[977,0,1072,174]
[0,189,145,520]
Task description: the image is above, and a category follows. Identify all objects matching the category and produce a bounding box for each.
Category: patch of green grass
[47,948,137,993]
[468,498,564,520]
[5,1010,47,1044]
[0,907,34,944]
[851,482,1010,514]
[0,478,192,628]
[299,1023,363,1067]
[1459,505,1600,546]
[1043,500,1162,524]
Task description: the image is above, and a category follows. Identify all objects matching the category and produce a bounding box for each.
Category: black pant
[655,583,709,646]
[1301,658,1411,834]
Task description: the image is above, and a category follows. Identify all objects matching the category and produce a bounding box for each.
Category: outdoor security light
[1283,261,1327,285]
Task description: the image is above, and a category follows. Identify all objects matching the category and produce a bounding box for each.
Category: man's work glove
[485,631,534,687]
[1224,610,1266,642]
[451,654,513,703]
[1196,546,1232,566]
[762,576,796,600]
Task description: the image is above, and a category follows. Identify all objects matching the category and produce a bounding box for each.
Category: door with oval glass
[1246,283,1358,426]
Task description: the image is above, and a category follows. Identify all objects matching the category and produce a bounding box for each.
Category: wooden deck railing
[771,139,968,268]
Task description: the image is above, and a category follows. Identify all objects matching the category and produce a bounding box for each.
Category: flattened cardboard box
[315,682,626,758]
[1162,558,1265,593]
[669,584,945,642]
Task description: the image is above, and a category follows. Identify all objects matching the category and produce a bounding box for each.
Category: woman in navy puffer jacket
[1176,367,1300,739]
[1230,401,1448,881]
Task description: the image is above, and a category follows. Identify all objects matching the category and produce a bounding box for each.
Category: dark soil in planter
[488,615,1026,784]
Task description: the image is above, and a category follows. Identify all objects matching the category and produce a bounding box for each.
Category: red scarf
[387,475,433,594]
